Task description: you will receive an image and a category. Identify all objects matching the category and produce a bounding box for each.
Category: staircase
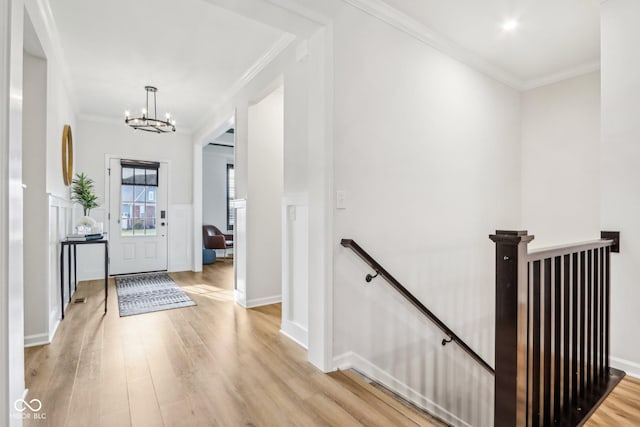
[328,370,447,427]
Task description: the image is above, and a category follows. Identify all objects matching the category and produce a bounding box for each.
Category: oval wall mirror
[62,124,73,186]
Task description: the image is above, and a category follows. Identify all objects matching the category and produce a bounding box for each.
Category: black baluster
[586,250,592,393]
[544,258,552,426]
[554,256,562,421]
[563,253,571,414]
[579,251,586,401]
[533,260,542,426]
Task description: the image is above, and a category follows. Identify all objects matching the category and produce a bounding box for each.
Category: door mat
[115,272,196,317]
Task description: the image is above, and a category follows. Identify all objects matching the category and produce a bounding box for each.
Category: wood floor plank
[336,370,440,427]
[127,374,164,427]
[329,371,422,427]
[585,376,640,426]
[22,263,453,427]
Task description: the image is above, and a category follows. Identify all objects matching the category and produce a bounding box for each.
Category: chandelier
[125,86,176,133]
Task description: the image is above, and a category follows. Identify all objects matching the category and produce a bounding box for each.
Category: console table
[60,238,109,319]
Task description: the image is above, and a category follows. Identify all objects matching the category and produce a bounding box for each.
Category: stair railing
[340,238,495,375]
[490,230,624,427]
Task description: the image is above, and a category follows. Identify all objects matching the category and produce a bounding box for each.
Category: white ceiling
[50,0,602,129]
[380,0,601,88]
[50,0,289,131]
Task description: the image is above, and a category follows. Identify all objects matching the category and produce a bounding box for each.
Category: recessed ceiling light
[502,20,519,32]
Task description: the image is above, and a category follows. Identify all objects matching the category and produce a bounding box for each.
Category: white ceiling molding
[342,0,525,90]
[24,0,78,111]
[194,32,296,132]
[264,0,332,25]
[342,0,601,92]
[522,61,601,91]
[201,0,322,37]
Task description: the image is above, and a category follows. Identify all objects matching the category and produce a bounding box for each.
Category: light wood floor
[585,376,640,426]
[23,260,640,426]
[24,261,441,427]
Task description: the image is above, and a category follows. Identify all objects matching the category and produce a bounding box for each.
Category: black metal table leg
[73,244,77,291]
[60,243,65,320]
[104,241,109,314]
[67,244,72,303]
[60,238,109,320]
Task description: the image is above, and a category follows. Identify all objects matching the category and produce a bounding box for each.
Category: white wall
[202,144,233,233]
[74,119,194,278]
[0,0,25,424]
[45,58,75,198]
[601,0,640,378]
[332,5,521,426]
[521,72,601,249]
[22,52,49,343]
[246,88,284,305]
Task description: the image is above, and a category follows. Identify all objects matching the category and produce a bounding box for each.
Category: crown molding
[265,0,332,25]
[193,32,295,133]
[522,61,601,91]
[342,0,525,90]
[342,0,602,92]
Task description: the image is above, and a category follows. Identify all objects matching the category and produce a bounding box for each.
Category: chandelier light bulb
[124,110,130,118]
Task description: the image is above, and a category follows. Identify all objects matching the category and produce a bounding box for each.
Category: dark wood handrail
[341,238,495,375]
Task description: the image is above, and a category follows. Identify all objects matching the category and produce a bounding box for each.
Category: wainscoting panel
[44,194,72,344]
[234,199,247,307]
[281,193,309,347]
[168,204,193,272]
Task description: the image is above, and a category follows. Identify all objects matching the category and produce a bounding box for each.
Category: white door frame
[104,154,172,272]
[1,0,25,424]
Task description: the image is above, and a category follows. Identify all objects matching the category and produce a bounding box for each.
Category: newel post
[489,230,534,427]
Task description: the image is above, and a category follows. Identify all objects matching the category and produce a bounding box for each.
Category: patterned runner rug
[115,272,196,317]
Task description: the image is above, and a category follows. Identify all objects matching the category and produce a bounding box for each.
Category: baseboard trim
[245,295,282,308]
[280,320,308,349]
[333,351,471,427]
[234,290,247,307]
[49,317,60,343]
[24,333,50,348]
[76,272,105,282]
[169,264,192,273]
[610,356,640,379]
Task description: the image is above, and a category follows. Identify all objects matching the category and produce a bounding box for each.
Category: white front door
[109,158,168,274]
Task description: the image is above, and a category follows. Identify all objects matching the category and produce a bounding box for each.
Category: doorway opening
[201,126,236,293]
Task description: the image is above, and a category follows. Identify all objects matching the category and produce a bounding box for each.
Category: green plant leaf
[71,172,100,215]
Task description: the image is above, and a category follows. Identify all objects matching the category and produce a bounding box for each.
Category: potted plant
[71,172,100,232]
